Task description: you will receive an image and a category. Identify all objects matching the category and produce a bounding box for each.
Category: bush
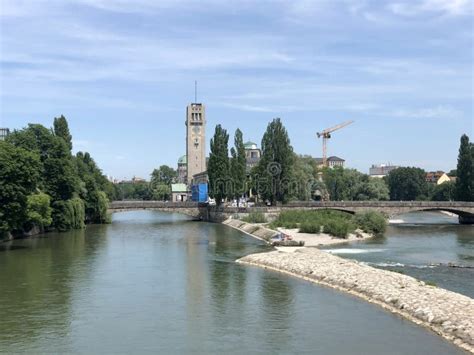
[299,221,321,234]
[241,212,267,223]
[354,211,387,235]
[323,220,354,238]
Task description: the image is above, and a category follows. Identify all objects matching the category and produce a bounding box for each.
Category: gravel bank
[237,248,474,353]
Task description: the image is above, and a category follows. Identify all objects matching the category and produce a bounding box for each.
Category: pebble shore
[237,248,474,353]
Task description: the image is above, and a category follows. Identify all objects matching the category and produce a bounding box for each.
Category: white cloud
[388,0,473,17]
[391,105,463,119]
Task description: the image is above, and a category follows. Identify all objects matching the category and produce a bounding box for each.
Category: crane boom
[317,120,354,167]
[320,120,354,135]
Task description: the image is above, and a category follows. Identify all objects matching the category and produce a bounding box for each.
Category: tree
[151,184,171,201]
[208,124,230,205]
[7,124,79,202]
[291,155,318,201]
[256,118,294,205]
[0,141,41,237]
[431,181,456,201]
[455,134,473,201]
[386,167,429,200]
[26,192,53,229]
[151,165,177,186]
[230,129,247,203]
[355,177,390,201]
[53,115,73,151]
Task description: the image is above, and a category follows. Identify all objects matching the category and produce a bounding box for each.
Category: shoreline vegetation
[0,117,115,242]
[224,211,474,353]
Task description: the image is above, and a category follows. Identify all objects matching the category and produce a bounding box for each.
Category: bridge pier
[459,215,474,225]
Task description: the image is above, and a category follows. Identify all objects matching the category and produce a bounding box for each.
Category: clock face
[193,126,200,134]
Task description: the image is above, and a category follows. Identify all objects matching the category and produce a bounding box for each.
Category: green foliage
[354,211,387,236]
[208,124,230,205]
[323,220,354,238]
[270,209,356,238]
[151,165,177,186]
[53,115,73,151]
[2,116,113,235]
[7,123,79,202]
[323,167,389,201]
[149,165,176,201]
[26,192,53,228]
[116,181,153,200]
[386,167,429,201]
[0,141,41,237]
[431,181,456,201]
[52,198,85,231]
[291,154,321,201]
[256,118,294,205]
[230,128,247,199]
[241,212,267,223]
[299,221,321,234]
[151,184,171,201]
[455,134,473,201]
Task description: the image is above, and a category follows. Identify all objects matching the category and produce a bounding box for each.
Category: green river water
[0,211,466,354]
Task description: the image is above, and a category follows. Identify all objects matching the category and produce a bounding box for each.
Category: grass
[269,209,387,239]
[241,211,267,223]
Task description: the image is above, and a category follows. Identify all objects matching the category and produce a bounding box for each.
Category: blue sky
[1,0,472,180]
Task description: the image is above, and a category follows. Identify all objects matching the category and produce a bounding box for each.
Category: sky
[1,0,473,180]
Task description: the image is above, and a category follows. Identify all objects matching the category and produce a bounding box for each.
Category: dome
[178,155,187,164]
[244,141,257,150]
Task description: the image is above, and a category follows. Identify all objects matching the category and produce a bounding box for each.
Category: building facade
[177,155,187,184]
[426,171,450,185]
[186,103,206,185]
[0,128,10,141]
[171,183,188,202]
[315,156,345,168]
[244,141,261,171]
[369,164,399,178]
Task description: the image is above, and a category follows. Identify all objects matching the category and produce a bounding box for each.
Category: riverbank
[237,248,474,353]
[222,218,373,246]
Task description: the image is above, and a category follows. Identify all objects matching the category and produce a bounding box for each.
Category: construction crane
[317,120,354,167]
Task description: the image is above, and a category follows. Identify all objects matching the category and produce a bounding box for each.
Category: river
[0,211,465,354]
[324,212,474,298]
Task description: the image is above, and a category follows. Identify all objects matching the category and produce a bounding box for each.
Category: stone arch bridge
[109,201,474,224]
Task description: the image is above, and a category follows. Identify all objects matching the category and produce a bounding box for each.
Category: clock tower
[185,103,206,185]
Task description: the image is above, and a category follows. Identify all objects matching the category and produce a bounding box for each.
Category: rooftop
[315,156,345,163]
[244,141,258,149]
[178,155,187,164]
[171,183,188,193]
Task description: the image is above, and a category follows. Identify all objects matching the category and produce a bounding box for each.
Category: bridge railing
[284,201,474,208]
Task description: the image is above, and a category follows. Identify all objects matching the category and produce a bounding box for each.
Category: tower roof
[244,141,258,149]
[178,155,187,164]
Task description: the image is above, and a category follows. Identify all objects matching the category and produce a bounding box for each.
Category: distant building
[177,155,187,183]
[315,156,345,168]
[0,128,10,141]
[171,183,188,202]
[369,164,399,178]
[131,176,146,184]
[426,171,450,185]
[244,141,261,171]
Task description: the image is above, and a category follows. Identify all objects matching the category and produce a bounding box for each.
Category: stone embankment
[238,248,474,353]
[223,219,276,241]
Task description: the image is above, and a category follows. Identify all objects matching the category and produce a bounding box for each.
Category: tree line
[0,116,115,240]
[207,118,473,205]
